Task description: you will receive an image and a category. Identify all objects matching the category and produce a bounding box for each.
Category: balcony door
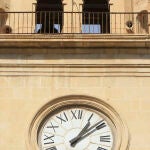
[36,0,63,33]
[82,0,110,34]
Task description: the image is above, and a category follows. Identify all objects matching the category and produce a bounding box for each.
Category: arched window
[82,0,110,33]
[36,0,63,33]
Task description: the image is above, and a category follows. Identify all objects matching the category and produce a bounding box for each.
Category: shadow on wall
[0,52,150,60]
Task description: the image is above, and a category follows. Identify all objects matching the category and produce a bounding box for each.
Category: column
[62,0,83,33]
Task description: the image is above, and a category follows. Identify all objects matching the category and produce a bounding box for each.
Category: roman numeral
[71,110,83,119]
[88,113,94,122]
[97,147,107,150]
[44,135,54,145]
[100,135,111,142]
[45,146,57,150]
[47,122,59,132]
[56,112,68,124]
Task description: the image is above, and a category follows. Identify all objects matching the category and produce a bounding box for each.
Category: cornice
[0,34,149,49]
[0,63,150,77]
[0,63,150,68]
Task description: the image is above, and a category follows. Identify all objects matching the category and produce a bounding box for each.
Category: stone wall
[133,0,148,11]
[8,0,125,12]
[0,0,10,11]
[0,34,150,150]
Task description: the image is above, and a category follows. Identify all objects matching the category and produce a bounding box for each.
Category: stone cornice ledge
[0,34,149,49]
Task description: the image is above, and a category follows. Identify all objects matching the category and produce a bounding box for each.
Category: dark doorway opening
[82,0,110,34]
[36,0,63,33]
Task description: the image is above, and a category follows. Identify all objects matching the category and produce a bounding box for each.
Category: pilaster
[62,0,83,33]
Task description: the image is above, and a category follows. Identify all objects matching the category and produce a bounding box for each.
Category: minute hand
[69,120,90,145]
[70,119,105,147]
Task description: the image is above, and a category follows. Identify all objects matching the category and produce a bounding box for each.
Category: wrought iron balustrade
[0,11,149,34]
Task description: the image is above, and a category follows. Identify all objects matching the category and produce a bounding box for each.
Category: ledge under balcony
[0,11,150,53]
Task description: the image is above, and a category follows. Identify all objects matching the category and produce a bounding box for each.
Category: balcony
[0,11,149,34]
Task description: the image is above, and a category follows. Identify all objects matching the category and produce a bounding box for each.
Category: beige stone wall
[4,0,149,34]
[0,1,150,150]
[0,34,150,150]
[124,0,133,12]
[110,0,125,12]
[8,0,125,12]
[0,55,150,150]
[133,0,148,12]
[6,0,150,34]
[0,78,149,149]
[0,0,10,11]
[7,0,126,34]
[9,0,35,11]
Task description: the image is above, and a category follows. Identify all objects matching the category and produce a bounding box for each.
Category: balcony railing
[0,11,149,34]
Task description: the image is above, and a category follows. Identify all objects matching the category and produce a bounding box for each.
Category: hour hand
[69,121,90,145]
[78,121,90,137]
[70,120,105,147]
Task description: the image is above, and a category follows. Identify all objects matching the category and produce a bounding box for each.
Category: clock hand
[74,113,94,137]
[70,119,105,147]
[70,119,104,146]
[73,122,106,146]
[69,121,90,144]
[69,114,94,144]
[70,113,93,144]
[78,121,91,136]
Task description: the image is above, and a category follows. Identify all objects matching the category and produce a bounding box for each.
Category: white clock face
[38,107,114,150]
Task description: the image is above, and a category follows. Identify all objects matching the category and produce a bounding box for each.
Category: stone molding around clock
[27,95,130,150]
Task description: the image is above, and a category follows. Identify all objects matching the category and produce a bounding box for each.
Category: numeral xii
[71,110,83,119]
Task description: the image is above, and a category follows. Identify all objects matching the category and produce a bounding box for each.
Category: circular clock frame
[27,95,130,150]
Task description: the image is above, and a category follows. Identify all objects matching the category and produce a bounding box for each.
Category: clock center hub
[64,128,90,149]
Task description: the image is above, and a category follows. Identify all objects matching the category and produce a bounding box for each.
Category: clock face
[38,106,114,150]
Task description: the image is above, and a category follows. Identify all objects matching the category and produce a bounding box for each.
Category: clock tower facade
[0,0,150,150]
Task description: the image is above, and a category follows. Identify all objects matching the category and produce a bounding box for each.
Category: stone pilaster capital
[62,0,68,5]
[62,0,83,5]
[77,0,84,5]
